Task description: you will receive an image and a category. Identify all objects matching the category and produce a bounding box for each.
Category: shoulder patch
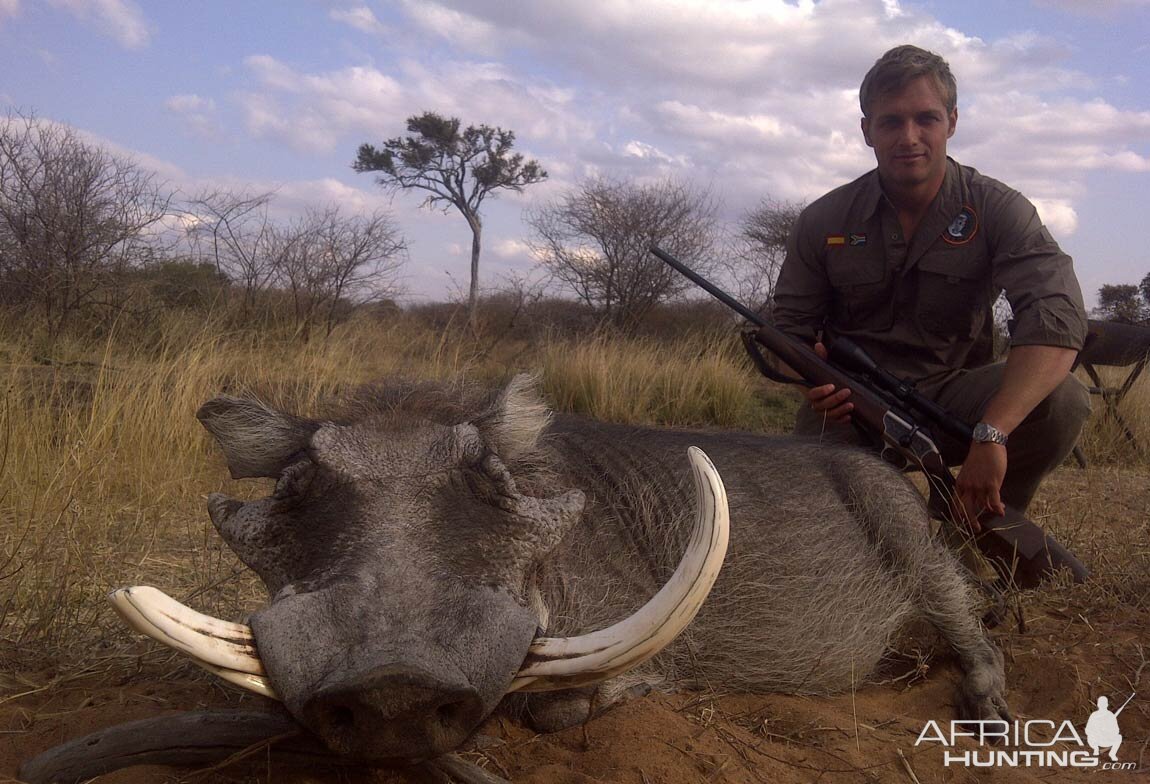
[942,205,978,245]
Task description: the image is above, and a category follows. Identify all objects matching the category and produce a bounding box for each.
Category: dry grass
[538,331,797,431]
[1073,363,1150,465]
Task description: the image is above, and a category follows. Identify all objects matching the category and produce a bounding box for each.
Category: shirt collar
[861,156,962,220]
[935,157,963,217]
[860,168,883,220]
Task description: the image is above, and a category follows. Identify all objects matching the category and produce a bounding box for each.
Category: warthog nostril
[327,704,355,730]
[301,667,485,760]
[434,698,469,728]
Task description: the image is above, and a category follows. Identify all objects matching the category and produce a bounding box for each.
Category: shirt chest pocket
[916,254,989,339]
[826,253,891,329]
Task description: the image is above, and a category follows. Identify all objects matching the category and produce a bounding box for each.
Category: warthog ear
[197,396,320,479]
[475,374,551,461]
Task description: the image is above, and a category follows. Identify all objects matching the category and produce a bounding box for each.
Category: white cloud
[0,0,19,20]
[1030,199,1078,237]
[397,0,519,57]
[165,94,221,139]
[48,0,151,48]
[237,56,406,153]
[621,140,684,166]
[952,92,1150,232]
[330,5,388,35]
[236,54,593,157]
[492,238,531,259]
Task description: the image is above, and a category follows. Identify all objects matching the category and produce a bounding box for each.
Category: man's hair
[859,45,957,117]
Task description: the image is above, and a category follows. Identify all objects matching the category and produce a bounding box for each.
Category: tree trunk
[467,215,482,333]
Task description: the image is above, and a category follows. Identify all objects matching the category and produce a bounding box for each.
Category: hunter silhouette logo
[1087,693,1133,762]
[914,691,1138,769]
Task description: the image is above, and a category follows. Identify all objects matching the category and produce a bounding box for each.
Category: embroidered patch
[849,233,867,246]
[942,205,978,245]
[826,235,846,246]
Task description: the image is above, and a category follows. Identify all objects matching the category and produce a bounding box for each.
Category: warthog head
[109,377,728,765]
[196,378,581,761]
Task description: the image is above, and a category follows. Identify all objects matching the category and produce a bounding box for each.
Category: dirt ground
[3,465,1148,784]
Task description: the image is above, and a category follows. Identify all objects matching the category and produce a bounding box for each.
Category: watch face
[973,423,1005,444]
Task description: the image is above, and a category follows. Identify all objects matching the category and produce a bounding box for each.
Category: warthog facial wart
[20,374,1009,783]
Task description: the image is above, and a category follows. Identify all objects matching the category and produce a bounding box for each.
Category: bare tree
[273,206,406,340]
[528,177,719,331]
[183,188,278,314]
[725,197,804,318]
[353,112,547,331]
[0,112,171,337]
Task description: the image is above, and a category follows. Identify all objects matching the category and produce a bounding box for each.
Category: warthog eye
[273,459,316,501]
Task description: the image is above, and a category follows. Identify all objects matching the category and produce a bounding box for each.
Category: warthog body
[20,375,1009,781]
[196,376,1007,759]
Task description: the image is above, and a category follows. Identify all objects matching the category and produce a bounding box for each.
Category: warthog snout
[302,663,485,760]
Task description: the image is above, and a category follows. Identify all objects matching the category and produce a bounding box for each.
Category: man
[771,44,1090,526]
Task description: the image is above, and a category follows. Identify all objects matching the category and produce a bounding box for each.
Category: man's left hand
[954,443,1008,532]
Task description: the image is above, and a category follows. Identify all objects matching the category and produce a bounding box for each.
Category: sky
[2,0,1148,308]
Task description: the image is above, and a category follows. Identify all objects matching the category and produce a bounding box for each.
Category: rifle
[650,245,1088,589]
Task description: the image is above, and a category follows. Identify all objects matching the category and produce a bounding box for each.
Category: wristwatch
[972,422,1008,446]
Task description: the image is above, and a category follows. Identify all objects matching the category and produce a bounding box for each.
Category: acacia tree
[0,113,170,337]
[727,197,803,318]
[528,177,719,331]
[353,112,546,331]
[1094,283,1149,324]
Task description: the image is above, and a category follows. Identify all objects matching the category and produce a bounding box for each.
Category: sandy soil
[3,465,1148,784]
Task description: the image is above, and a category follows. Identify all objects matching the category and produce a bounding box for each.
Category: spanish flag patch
[825,235,846,246]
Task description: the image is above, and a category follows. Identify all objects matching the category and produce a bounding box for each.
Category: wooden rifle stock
[650,245,1088,588]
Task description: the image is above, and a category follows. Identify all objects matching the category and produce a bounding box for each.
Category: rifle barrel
[650,246,766,326]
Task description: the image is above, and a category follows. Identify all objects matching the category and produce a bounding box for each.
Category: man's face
[861,75,957,193]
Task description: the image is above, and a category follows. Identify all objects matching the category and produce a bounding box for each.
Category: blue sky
[2,0,1148,307]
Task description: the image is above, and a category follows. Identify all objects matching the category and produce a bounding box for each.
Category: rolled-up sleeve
[989,191,1087,351]
[771,209,832,344]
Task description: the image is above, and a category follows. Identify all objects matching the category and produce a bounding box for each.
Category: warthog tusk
[508,446,730,692]
[109,586,278,700]
[192,660,278,700]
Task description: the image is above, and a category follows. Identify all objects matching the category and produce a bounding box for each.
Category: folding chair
[1071,318,1150,467]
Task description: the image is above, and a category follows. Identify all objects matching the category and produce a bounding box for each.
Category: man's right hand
[805,342,854,423]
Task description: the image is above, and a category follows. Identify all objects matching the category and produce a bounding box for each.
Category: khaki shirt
[772,158,1087,385]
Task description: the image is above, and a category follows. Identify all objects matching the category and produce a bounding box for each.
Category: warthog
[20,375,1009,783]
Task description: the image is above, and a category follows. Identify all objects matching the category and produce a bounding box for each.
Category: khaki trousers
[794,363,1092,513]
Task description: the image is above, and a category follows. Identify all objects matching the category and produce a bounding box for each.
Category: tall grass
[1073,364,1150,464]
[539,331,796,431]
